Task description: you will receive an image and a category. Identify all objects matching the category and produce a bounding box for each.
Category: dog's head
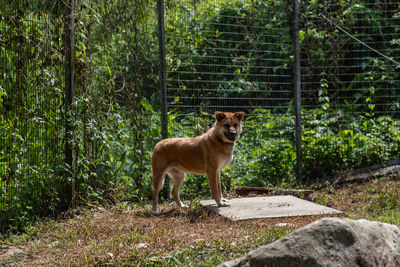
[214,111,245,143]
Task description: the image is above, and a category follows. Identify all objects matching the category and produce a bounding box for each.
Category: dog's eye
[224,123,230,128]
[234,123,238,127]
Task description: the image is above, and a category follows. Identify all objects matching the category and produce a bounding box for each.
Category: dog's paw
[217,201,230,207]
[179,203,189,209]
[221,198,230,204]
[151,210,159,216]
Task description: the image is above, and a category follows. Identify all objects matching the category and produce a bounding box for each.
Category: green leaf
[140,100,153,111]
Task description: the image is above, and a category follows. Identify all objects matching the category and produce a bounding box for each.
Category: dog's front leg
[207,169,229,207]
[216,172,230,206]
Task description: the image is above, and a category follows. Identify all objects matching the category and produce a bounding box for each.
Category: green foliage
[163,107,400,195]
[1,0,400,235]
[0,1,68,233]
[165,0,292,110]
[0,0,159,233]
[302,110,400,180]
[301,0,400,115]
[227,109,296,188]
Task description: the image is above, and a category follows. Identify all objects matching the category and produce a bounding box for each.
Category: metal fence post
[64,0,75,206]
[157,0,168,140]
[292,0,303,182]
[157,0,170,199]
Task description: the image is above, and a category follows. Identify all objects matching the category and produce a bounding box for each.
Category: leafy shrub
[302,110,400,181]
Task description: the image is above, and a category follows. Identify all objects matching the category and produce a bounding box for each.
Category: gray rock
[220,217,400,267]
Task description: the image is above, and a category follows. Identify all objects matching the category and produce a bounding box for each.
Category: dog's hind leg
[168,168,188,209]
[152,168,166,215]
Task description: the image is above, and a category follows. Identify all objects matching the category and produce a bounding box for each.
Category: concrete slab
[200,196,343,221]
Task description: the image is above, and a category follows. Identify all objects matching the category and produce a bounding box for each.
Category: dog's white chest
[217,153,233,171]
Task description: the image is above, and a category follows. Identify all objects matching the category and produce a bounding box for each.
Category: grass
[0,202,300,266]
[312,175,400,226]
[1,175,400,266]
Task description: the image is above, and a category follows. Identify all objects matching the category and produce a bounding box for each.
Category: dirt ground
[1,204,326,266]
[1,175,399,266]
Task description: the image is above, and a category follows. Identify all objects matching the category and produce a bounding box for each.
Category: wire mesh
[1,0,400,233]
[164,0,400,187]
[164,0,295,188]
[301,1,400,116]
[300,0,400,179]
[1,0,160,233]
[0,1,67,232]
[165,1,293,117]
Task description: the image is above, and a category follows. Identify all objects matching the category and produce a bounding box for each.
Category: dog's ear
[215,111,226,122]
[234,112,245,121]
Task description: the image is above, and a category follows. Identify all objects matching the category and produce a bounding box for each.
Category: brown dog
[151,111,245,215]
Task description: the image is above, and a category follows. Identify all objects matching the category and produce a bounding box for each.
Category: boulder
[220,217,400,267]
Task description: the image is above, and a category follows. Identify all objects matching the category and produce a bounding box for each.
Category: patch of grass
[2,176,400,266]
[311,176,400,226]
[140,226,294,266]
[0,200,305,266]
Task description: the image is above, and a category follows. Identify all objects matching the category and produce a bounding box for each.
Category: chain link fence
[1,0,400,233]
[1,1,69,233]
[300,0,400,179]
[163,0,400,187]
[163,0,298,190]
[1,0,159,233]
